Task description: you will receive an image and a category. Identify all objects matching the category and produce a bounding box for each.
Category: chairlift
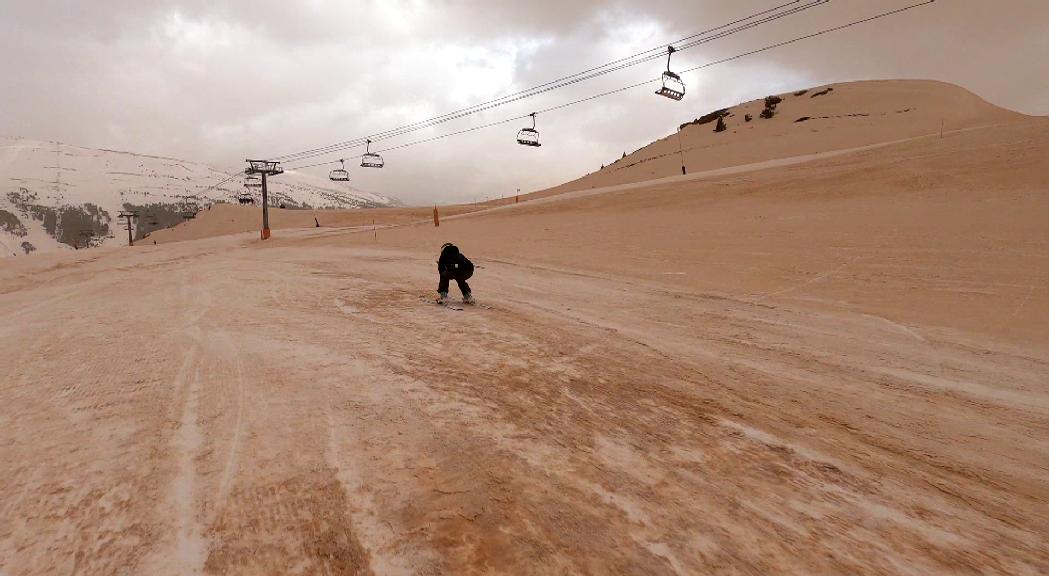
[517,113,541,147]
[655,46,685,101]
[360,140,384,169]
[329,159,350,182]
[244,175,262,188]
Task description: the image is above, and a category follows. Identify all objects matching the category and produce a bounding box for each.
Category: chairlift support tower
[78,229,93,249]
[118,210,138,247]
[244,160,284,240]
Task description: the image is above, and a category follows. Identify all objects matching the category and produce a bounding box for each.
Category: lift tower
[118,211,138,247]
[244,160,283,240]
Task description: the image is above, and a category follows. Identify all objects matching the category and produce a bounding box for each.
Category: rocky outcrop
[681,108,732,130]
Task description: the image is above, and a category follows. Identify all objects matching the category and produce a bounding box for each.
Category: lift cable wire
[286,115,526,171]
[267,0,816,163]
[681,0,936,76]
[272,0,828,163]
[268,0,829,163]
[283,0,935,172]
[198,1,822,189]
[198,171,246,196]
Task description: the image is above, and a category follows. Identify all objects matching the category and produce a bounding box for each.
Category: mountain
[8,80,1025,256]
[538,79,1026,197]
[0,138,398,257]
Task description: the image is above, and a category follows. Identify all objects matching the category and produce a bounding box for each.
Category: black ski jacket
[438,246,474,277]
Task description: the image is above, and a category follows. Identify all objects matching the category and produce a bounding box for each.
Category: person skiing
[437,243,474,304]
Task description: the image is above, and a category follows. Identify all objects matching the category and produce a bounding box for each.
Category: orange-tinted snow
[2,80,1046,575]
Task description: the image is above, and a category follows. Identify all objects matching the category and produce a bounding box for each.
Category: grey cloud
[1,0,1046,204]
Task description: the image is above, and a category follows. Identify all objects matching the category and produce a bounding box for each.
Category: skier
[437,243,474,305]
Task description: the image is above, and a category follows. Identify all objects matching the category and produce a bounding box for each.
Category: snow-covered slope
[537,80,1026,198]
[0,137,398,257]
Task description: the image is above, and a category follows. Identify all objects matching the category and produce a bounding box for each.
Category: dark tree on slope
[760,94,782,120]
[0,210,27,237]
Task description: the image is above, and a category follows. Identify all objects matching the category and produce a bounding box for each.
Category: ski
[422,296,462,311]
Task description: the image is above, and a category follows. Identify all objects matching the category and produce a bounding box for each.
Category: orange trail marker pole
[433,206,440,227]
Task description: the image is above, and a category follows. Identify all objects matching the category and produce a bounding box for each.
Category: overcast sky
[2,0,1047,204]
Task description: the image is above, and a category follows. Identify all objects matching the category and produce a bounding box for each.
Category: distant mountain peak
[0,137,399,257]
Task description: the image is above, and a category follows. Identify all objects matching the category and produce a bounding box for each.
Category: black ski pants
[438,268,473,296]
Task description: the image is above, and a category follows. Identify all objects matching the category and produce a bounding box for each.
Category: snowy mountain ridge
[0,136,398,257]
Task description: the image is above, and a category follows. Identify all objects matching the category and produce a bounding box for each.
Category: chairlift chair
[329,159,350,182]
[655,46,685,101]
[360,140,384,169]
[244,175,262,188]
[517,113,541,147]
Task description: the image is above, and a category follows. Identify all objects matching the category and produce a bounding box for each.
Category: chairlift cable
[283,0,936,172]
[200,171,243,195]
[267,1,809,162]
[273,0,827,163]
[268,0,828,163]
[286,115,526,171]
[679,0,936,76]
[210,0,935,193]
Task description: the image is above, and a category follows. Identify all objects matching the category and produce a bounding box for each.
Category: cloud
[1,0,1046,204]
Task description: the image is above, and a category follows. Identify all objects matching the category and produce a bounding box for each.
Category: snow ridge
[0,137,398,256]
